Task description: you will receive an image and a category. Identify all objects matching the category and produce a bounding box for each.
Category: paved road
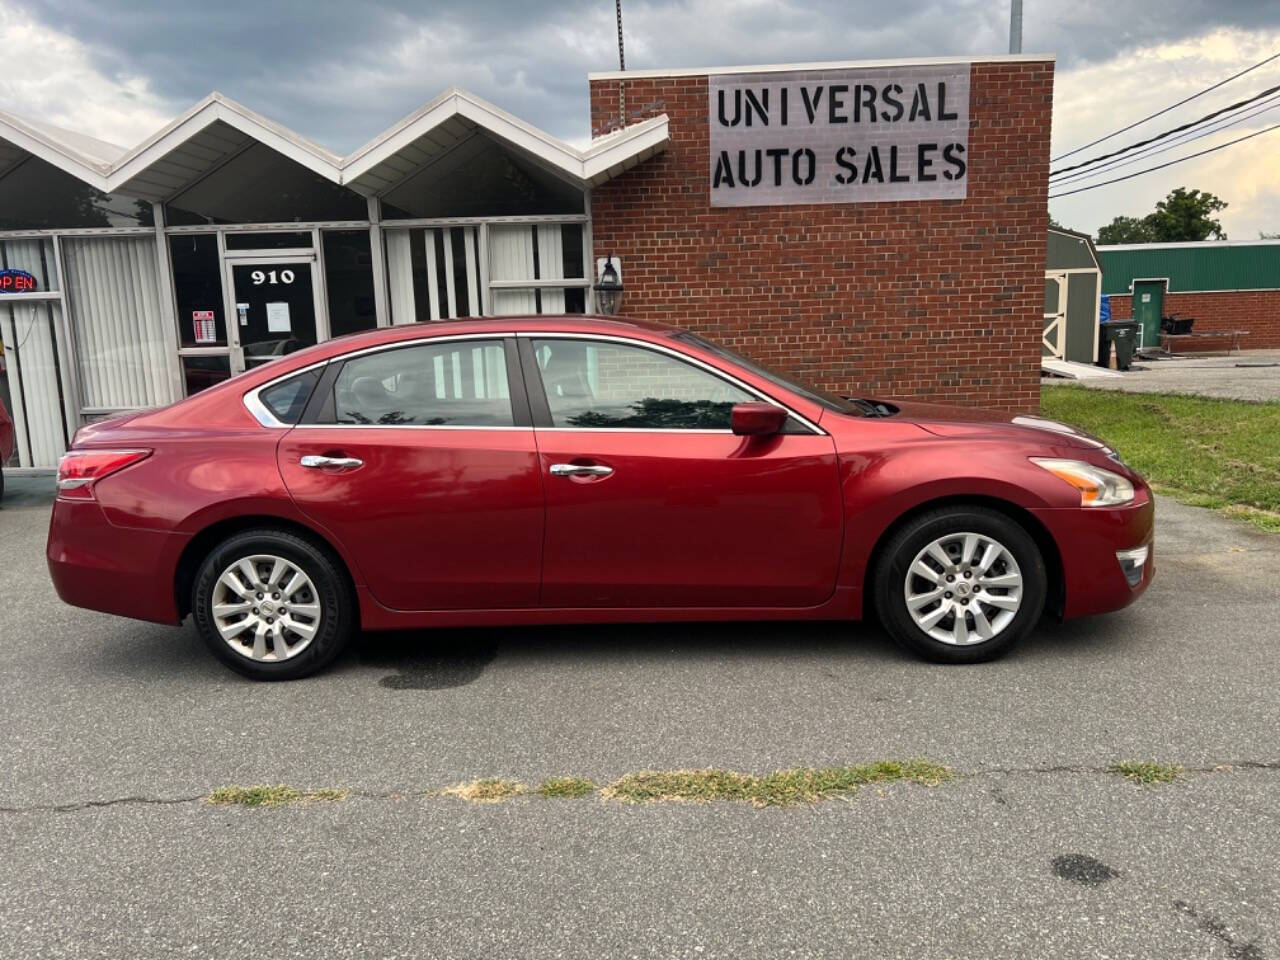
[1,475,1277,958]
[1046,349,1280,402]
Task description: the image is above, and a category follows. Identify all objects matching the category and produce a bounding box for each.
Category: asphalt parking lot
[2,475,1277,959]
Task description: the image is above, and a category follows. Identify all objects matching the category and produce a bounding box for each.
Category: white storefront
[0,89,667,468]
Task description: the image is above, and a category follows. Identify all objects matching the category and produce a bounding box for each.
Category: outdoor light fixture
[594,256,624,316]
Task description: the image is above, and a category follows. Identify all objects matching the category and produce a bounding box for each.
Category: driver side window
[531,338,752,429]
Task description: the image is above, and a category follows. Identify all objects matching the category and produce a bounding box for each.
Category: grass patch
[536,776,597,798]
[1040,387,1280,532]
[602,759,952,807]
[206,785,348,807]
[440,778,527,803]
[1108,761,1185,786]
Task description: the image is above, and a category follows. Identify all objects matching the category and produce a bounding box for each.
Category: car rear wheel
[873,506,1047,663]
[192,529,355,680]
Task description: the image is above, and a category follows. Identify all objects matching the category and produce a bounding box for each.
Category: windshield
[673,332,862,415]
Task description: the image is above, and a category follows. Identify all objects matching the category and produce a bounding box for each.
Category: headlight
[1031,458,1135,507]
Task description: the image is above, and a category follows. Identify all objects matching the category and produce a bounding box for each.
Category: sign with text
[193,309,216,344]
[0,268,36,293]
[709,64,970,207]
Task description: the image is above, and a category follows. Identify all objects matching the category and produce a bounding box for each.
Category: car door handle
[300,455,364,470]
[549,463,613,478]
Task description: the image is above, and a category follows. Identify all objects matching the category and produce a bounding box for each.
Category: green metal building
[1096,240,1280,349]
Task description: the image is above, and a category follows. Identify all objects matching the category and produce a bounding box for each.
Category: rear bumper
[1031,493,1155,620]
[47,498,183,625]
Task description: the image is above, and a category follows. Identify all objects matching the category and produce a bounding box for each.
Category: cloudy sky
[2,0,1278,239]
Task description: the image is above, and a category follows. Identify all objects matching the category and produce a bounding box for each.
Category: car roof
[333,313,680,342]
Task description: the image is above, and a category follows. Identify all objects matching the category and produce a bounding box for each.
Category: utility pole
[1008,0,1023,54]
[616,0,627,126]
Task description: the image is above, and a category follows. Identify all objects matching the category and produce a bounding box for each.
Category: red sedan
[47,316,1153,680]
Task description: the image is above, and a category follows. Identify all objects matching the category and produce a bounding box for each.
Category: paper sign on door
[193,310,216,344]
[266,302,291,333]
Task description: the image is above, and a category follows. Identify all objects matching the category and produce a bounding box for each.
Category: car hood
[868,398,1113,453]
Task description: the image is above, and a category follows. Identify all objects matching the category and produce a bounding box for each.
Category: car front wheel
[873,506,1047,663]
[192,529,355,680]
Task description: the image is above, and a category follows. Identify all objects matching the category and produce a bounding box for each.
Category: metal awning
[0,88,668,203]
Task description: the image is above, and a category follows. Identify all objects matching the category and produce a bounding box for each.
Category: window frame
[516,333,824,435]
[242,333,532,429]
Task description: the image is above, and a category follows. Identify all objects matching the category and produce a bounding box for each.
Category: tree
[1261,231,1280,240]
[1095,187,1228,244]
[1097,215,1155,245]
[1147,188,1227,241]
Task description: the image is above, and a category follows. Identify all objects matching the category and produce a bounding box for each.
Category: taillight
[56,449,151,499]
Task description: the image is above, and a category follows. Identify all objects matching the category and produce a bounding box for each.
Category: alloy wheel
[210,554,322,662]
[903,532,1024,646]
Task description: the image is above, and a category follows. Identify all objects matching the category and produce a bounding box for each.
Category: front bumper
[1030,492,1155,620]
[47,498,183,624]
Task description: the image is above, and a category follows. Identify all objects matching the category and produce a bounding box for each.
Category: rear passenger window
[260,369,320,424]
[330,340,513,426]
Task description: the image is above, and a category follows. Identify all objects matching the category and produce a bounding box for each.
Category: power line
[1048,122,1280,198]
[1051,50,1280,162]
[1050,80,1280,177]
[1050,92,1280,187]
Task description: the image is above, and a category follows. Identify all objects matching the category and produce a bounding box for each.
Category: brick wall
[588,60,1054,413]
[1108,290,1280,349]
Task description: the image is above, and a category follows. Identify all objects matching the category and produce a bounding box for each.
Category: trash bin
[1106,321,1140,370]
[1096,325,1112,367]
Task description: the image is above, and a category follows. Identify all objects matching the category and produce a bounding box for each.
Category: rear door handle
[300,455,364,470]
[549,463,613,478]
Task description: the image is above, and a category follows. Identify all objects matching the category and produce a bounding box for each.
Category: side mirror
[731,402,787,436]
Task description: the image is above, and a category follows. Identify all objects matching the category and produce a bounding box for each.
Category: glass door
[223,255,323,373]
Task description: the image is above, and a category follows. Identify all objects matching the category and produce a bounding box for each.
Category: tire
[192,528,356,680]
[873,506,1047,664]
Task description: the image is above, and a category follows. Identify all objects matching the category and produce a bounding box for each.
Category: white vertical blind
[385,230,416,324]
[536,224,566,314]
[385,227,485,322]
[62,236,178,411]
[489,224,537,316]
[1,302,68,468]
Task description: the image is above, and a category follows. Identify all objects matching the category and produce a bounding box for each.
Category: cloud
[0,1,175,146]
[1049,26,1280,240]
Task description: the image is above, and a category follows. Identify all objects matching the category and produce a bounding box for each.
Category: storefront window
[62,236,179,412]
[182,355,231,395]
[170,235,226,347]
[0,157,153,229]
[323,231,377,337]
[489,223,587,315]
[164,144,366,225]
[0,237,59,292]
[385,226,485,323]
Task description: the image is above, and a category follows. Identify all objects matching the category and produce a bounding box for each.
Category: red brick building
[588,56,1055,413]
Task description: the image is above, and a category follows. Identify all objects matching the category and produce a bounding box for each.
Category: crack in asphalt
[2,760,1278,814]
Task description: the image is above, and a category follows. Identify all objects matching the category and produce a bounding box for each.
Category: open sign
[0,269,37,293]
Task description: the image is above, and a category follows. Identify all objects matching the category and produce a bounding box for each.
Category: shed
[1044,227,1102,364]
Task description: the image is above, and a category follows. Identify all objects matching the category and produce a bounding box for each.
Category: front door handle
[300,454,364,470]
[549,463,613,478]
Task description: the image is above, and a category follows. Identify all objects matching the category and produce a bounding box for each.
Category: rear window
[259,369,320,424]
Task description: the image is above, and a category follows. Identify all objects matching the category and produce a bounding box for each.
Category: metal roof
[1098,241,1280,294]
[0,88,670,203]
